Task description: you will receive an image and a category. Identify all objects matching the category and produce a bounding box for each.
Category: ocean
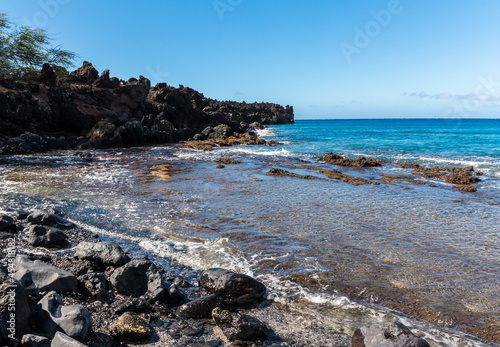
[1,118,499,346]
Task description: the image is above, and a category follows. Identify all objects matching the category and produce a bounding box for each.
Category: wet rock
[77,272,110,302]
[109,312,152,343]
[27,211,74,229]
[397,163,420,169]
[0,280,31,340]
[167,284,186,307]
[109,259,167,303]
[319,169,378,185]
[37,291,92,341]
[212,308,269,342]
[265,168,327,181]
[50,332,88,347]
[454,184,477,192]
[215,164,225,169]
[200,268,267,306]
[0,214,18,233]
[176,294,224,319]
[74,241,129,269]
[112,297,153,315]
[15,255,78,292]
[21,334,50,346]
[319,152,384,167]
[213,158,243,165]
[28,225,69,248]
[352,322,430,347]
[86,121,123,149]
[410,165,481,192]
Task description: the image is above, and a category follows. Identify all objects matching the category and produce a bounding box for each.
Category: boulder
[0,214,18,233]
[200,268,266,306]
[15,255,77,292]
[212,308,269,342]
[77,272,110,302]
[109,259,167,303]
[176,294,224,319]
[109,312,152,343]
[167,284,186,307]
[28,225,69,249]
[50,332,88,347]
[27,211,74,229]
[74,241,129,269]
[173,276,190,288]
[37,292,91,341]
[352,322,430,347]
[0,281,31,340]
[21,334,50,347]
[319,153,384,167]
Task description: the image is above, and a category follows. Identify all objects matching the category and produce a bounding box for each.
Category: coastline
[0,141,498,346]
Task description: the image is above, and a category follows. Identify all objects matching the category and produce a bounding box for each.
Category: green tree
[0,12,76,76]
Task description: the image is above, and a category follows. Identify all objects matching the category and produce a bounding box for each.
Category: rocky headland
[0,62,294,155]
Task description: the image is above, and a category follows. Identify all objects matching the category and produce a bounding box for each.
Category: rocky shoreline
[0,62,293,155]
[0,207,433,346]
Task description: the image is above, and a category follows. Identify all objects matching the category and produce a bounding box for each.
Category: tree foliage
[0,12,76,76]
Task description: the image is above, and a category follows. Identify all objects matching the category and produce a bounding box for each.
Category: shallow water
[1,119,499,346]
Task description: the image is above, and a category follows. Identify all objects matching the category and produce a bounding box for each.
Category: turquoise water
[1,118,499,346]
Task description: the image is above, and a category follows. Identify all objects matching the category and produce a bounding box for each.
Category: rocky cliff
[0,62,294,154]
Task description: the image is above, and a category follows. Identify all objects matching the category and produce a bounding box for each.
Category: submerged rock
[200,268,266,306]
[15,255,77,292]
[213,158,243,165]
[352,321,430,347]
[37,291,92,341]
[109,259,167,303]
[74,241,130,269]
[212,307,269,342]
[109,312,152,343]
[319,152,384,168]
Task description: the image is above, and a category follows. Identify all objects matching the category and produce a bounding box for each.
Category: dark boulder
[74,241,129,269]
[50,331,88,347]
[200,268,266,306]
[352,322,430,347]
[21,333,50,347]
[212,308,269,342]
[26,210,74,229]
[176,294,224,319]
[37,291,92,341]
[109,312,152,343]
[0,214,18,233]
[77,272,110,302]
[15,255,77,292]
[0,280,31,341]
[209,124,233,140]
[28,225,69,248]
[167,284,186,307]
[109,259,167,303]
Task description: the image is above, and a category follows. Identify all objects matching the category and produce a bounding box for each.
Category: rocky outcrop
[319,152,384,167]
[0,63,294,155]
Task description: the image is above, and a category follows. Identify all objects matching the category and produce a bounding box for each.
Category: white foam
[256,128,277,137]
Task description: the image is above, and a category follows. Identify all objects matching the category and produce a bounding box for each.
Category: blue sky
[2,0,500,119]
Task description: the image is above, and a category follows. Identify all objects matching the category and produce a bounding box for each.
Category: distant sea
[1,118,499,346]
